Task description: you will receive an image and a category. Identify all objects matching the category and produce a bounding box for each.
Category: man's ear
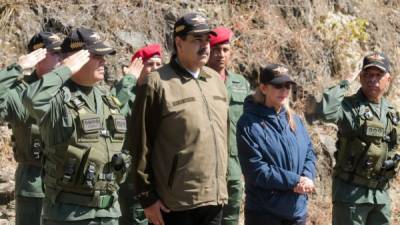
[175,36,182,51]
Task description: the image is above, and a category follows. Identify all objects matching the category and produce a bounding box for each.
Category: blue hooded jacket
[237,96,316,220]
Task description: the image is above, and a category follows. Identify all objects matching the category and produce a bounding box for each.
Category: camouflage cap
[174,13,216,37]
[260,64,296,85]
[61,27,116,56]
[362,52,390,73]
[27,32,62,53]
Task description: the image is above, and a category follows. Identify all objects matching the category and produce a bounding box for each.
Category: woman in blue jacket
[237,64,316,225]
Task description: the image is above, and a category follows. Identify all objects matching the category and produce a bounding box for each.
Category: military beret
[209,27,233,48]
[131,44,161,62]
[27,32,62,53]
[61,27,116,56]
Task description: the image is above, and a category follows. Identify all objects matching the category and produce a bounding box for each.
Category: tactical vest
[334,96,400,189]
[43,87,130,208]
[10,78,44,166]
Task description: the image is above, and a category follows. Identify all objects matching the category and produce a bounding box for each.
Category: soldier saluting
[23,28,130,225]
[319,52,399,225]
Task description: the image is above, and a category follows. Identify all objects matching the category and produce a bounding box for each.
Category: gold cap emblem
[368,53,384,62]
[273,66,288,75]
[33,43,45,50]
[70,41,84,49]
[48,34,61,42]
[90,33,101,42]
[191,15,206,24]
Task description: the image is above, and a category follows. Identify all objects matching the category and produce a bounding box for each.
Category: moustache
[197,48,209,56]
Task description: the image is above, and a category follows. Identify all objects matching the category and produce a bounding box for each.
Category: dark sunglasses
[271,83,292,90]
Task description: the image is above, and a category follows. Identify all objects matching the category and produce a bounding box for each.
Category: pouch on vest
[336,137,366,172]
[61,145,89,188]
[362,119,385,144]
[30,124,43,160]
[77,113,101,142]
[107,114,127,142]
[355,142,386,179]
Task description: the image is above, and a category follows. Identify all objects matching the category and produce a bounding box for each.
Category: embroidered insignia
[175,25,185,32]
[48,34,61,42]
[191,15,206,24]
[368,53,384,62]
[273,66,288,75]
[70,41,84,49]
[90,33,101,41]
[33,43,45,50]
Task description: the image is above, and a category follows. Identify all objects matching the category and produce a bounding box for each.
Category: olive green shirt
[0,63,44,198]
[22,66,121,221]
[320,80,391,204]
[226,71,250,180]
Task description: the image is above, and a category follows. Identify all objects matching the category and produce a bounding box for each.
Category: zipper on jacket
[195,79,220,203]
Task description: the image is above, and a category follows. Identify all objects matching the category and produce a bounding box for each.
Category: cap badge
[191,15,206,24]
[90,33,101,42]
[48,34,61,42]
[175,25,185,32]
[32,43,45,50]
[273,66,288,75]
[368,53,384,62]
[70,41,84,49]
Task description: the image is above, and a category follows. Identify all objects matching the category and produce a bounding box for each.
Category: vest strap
[56,191,115,208]
[335,171,389,190]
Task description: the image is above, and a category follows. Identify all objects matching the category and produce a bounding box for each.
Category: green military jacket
[23,66,126,221]
[320,80,394,204]
[126,57,228,210]
[226,71,250,180]
[0,63,44,198]
[111,74,138,117]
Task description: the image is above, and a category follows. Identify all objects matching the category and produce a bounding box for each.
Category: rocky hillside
[1,0,400,224]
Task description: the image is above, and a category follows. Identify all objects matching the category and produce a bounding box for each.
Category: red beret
[131,44,161,62]
[209,27,233,48]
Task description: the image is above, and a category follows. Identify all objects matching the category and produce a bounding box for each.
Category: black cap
[61,27,116,56]
[362,52,390,73]
[27,32,62,53]
[174,13,216,37]
[260,64,296,85]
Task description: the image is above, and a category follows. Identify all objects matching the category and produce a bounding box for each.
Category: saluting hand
[17,48,47,70]
[61,50,90,74]
[123,57,144,79]
[144,200,170,225]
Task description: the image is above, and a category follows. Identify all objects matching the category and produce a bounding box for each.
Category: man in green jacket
[126,12,228,225]
[23,27,130,225]
[0,32,62,225]
[117,45,162,225]
[207,26,250,225]
[319,52,399,225]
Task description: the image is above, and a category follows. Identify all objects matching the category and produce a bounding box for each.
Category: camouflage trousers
[16,195,43,225]
[332,201,391,225]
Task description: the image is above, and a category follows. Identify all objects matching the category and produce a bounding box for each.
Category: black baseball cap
[260,64,296,85]
[362,52,390,73]
[27,32,62,53]
[61,27,116,55]
[174,13,217,37]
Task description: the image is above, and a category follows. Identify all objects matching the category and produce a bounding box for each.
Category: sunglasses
[271,83,292,90]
